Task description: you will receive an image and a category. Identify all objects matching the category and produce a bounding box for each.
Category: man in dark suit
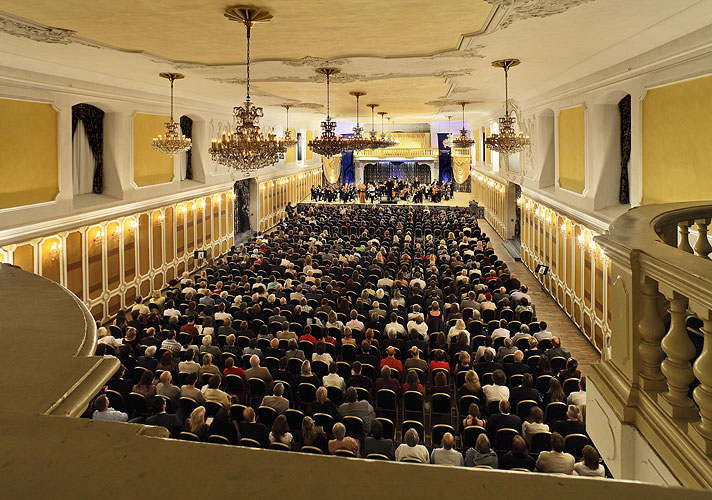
[486,400,522,441]
[127,309,146,336]
[347,361,373,392]
[268,307,287,326]
[139,327,161,348]
[355,341,379,371]
[552,405,586,437]
[475,350,503,380]
[238,406,269,447]
[503,274,521,294]
[145,397,182,438]
[545,336,572,360]
[264,338,285,360]
[504,351,530,379]
[509,373,539,411]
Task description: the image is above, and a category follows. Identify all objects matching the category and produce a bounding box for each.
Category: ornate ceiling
[0,0,709,123]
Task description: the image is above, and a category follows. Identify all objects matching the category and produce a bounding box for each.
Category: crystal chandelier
[442,115,454,149]
[485,58,530,156]
[378,112,398,148]
[152,73,192,156]
[347,91,373,151]
[452,102,475,149]
[281,105,298,149]
[366,103,387,149]
[208,7,284,174]
[308,67,348,157]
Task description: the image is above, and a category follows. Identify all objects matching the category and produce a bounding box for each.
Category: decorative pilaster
[638,277,668,391]
[691,309,712,454]
[659,292,698,420]
[678,222,693,254]
[693,219,712,259]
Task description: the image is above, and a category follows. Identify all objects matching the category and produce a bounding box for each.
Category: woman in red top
[402,369,424,394]
[223,357,246,380]
[429,349,450,373]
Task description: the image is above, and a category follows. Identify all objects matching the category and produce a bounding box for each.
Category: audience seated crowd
[89,203,600,476]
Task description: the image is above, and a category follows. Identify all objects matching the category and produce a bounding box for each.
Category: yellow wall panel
[485,127,491,164]
[66,231,83,299]
[306,130,314,161]
[642,75,712,204]
[133,113,174,187]
[123,219,136,282]
[0,98,58,209]
[138,214,149,275]
[286,128,296,163]
[558,106,586,193]
[107,222,121,291]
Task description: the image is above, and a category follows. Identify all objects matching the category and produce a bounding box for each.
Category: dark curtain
[180,116,193,180]
[234,179,250,233]
[618,95,631,204]
[341,151,355,185]
[437,133,453,183]
[71,103,104,194]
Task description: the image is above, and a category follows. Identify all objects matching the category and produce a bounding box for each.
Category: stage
[307,191,474,208]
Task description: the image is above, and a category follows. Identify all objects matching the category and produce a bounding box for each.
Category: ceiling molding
[486,0,598,30]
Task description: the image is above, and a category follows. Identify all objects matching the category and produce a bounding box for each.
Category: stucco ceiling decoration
[487,0,598,29]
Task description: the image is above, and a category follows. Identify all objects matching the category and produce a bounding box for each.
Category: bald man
[430,433,464,466]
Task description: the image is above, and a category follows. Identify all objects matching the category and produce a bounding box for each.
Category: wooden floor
[479,219,601,375]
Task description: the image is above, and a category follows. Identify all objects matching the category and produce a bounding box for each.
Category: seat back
[550,356,567,373]
[240,438,263,448]
[269,441,291,451]
[336,361,352,381]
[461,425,486,452]
[564,433,589,459]
[249,377,267,398]
[334,449,356,458]
[208,434,232,445]
[563,378,580,396]
[431,424,455,447]
[326,385,344,406]
[516,400,539,421]
[179,431,200,441]
[343,415,364,438]
[494,428,519,453]
[529,431,552,455]
[535,374,552,393]
[401,420,424,442]
[508,374,523,389]
[257,405,278,428]
[288,357,303,375]
[431,392,452,416]
[128,392,150,417]
[377,389,397,413]
[545,402,568,423]
[313,412,335,435]
[205,401,223,418]
[375,417,395,440]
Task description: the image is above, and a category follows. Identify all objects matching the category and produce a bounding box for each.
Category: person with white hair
[199,334,221,360]
[245,354,273,391]
[395,428,430,463]
[97,326,122,349]
[328,422,360,456]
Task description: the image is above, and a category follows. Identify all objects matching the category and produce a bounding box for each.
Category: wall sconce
[92,229,103,247]
[49,241,61,261]
[199,200,206,209]
[156,213,164,224]
[577,233,586,246]
[113,225,122,241]
[560,221,568,233]
[179,205,187,215]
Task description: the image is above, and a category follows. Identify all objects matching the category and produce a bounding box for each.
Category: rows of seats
[90,203,599,475]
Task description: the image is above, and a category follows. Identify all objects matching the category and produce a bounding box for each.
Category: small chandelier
[485,58,530,156]
[366,103,386,149]
[308,67,348,157]
[209,7,284,174]
[387,116,400,146]
[281,105,298,149]
[152,73,192,156]
[378,112,398,148]
[442,115,454,149]
[452,102,475,149]
[347,91,373,151]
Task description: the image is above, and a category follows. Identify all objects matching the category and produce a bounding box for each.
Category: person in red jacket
[379,346,403,380]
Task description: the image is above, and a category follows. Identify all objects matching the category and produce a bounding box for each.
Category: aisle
[479,219,601,375]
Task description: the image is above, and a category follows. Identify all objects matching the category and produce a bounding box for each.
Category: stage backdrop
[363,162,431,184]
[438,132,453,183]
[322,155,341,184]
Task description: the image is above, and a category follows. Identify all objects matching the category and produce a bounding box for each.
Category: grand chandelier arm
[245,21,252,102]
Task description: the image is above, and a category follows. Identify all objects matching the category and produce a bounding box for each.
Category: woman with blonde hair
[447,318,468,344]
[298,360,321,387]
[458,370,483,402]
[199,353,221,382]
[185,405,208,440]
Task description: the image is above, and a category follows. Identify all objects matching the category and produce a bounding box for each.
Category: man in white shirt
[482,369,510,403]
[131,296,150,316]
[163,300,181,318]
[345,310,365,333]
[430,433,464,466]
[510,285,531,306]
[567,376,587,406]
[178,350,201,374]
[323,362,346,392]
[97,327,122,349]
[181,281,197,298]
[491,319,510,340]
[377,274,394,289]
[409,273,426,290]
[214,303,233,322]
[406,315,429,340]
[92,394,128,422]
[161,331,182,357]
[408,304,423,321]
[384,313,406,337]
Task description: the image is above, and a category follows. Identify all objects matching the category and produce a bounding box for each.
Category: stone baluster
[638,276,667,391]
[659,292,698,419]
[691,308,712,454]
[678,221,693,254]
[693,219,712,259]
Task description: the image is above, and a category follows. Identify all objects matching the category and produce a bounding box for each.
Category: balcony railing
[592,200,712,488]
[354,148,439,158]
